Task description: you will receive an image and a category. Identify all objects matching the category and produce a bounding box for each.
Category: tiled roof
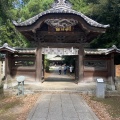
[17,49,36,54]
[85,49,107,55]
[0,43,17,53]
[0,43,119,55]
[0,43,36,54]
[13,0,109,29]
[15,48,36,54]
[85,45,120,55]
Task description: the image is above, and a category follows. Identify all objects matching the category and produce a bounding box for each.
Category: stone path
[40,66,96,92]
[27,93,99,120]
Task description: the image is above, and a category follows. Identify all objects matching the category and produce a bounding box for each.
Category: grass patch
[0,95,22,114]
[91,96,120,118]
[0,93,40,120]
[0,114,17,120]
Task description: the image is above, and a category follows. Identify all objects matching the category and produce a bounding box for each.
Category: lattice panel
[42,48,79,55]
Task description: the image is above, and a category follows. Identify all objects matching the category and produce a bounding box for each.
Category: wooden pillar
[78,46,84,84]
[107,58,111,80]
[5,52,11,80]
[110,53,115,90]
[36,46,42,82]
[75,55,79,80]
[42,54,45,81]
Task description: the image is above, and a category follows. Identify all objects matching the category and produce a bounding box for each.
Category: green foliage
[69,0,90,15]
[0,0,30,47]
[16,0,54,21]
[44,55,50,72]
[45,60,50,72]
[69,0,120,48]
[87,0,120,48]
[0,20,30,47]
[62,56,76,67]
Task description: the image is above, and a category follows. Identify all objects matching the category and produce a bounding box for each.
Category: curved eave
[13,8,110,29]
[105,49,120,55]
[85,47,120,55]
[0,47,17,53]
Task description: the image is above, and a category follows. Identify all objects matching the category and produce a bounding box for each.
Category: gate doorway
[42,47,80,85]
[41,55,78,90]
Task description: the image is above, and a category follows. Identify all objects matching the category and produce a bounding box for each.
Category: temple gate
[1,0,120,89]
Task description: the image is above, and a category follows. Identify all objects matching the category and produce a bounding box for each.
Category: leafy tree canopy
[0,0,119,49]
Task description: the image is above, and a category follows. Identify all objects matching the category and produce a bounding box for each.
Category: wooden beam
[39,43,89,48]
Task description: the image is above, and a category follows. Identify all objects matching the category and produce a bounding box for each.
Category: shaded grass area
[91,96,120,119]
[0,114,17,120]
[0,93,39,120]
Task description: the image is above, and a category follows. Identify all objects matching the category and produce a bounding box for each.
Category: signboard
[42,48,79,55]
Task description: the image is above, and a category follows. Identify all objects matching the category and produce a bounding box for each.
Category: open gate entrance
[41,47,81,84]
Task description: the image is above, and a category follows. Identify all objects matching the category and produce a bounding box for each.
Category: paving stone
[73,104,89,112]
[32,117,47,120]
[63,110,78,118]
[37,102,50,108]
[32,111,48,118]
[78,112,95,120]
[41,94,52,99]
[49,108,62,113]
[27,93,99,120]
[47,114,63,120]
[35,107,49,113]
[63,117,80,120]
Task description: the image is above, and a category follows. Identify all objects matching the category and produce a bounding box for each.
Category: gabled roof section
[105,45,120,55]
[0,43,36,54]
[13,0,110,29]
[0,43,17,53]
[49,55,64,61]
[85,45,120,55]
